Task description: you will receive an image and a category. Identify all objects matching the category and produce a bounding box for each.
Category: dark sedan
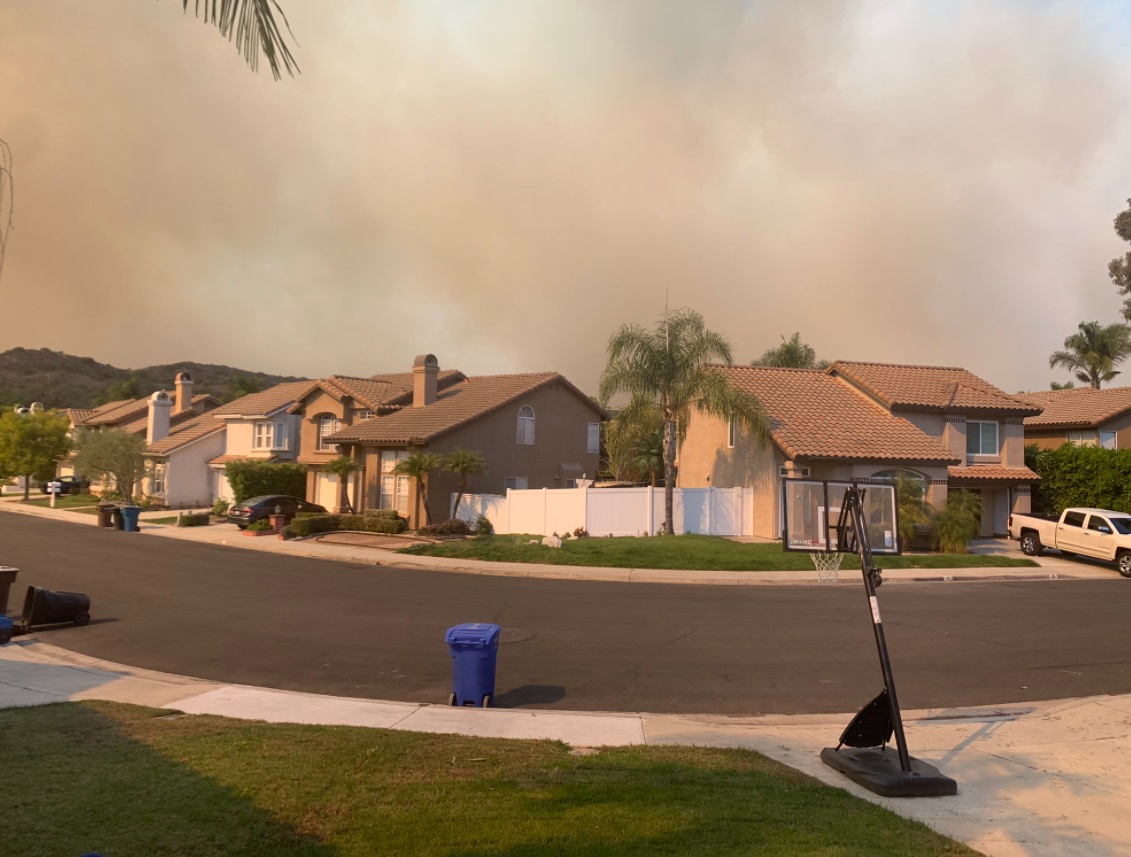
[39,475,90,495]
[227,495,326,529]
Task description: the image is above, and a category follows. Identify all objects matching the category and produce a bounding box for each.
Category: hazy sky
[3,0,1131,395]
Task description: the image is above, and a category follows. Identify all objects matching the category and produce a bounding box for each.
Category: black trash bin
[111,507,124,531]
[96,503,118,528]
[19,585,91,630]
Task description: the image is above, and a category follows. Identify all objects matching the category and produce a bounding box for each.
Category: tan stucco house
[1022,386,1131,450]
[679,361,1041,540]
[317,355,605,526]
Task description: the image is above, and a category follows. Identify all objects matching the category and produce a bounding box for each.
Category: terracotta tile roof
[1021,386,1131,429]
[830,361,1039,414]
[299,370,466,412]
[145,416,225,456]
[718,366,959,462]
[329,373,600,444]
[209,380,315,418]
[119,395,221,436]
[65,408,94,425]
[948,466,1040,481]
[83,397,149,426]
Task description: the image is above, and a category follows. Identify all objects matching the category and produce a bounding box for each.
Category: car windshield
[241,496,284,508]
[1109,518,1131,534]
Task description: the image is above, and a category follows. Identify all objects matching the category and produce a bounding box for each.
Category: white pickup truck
[1008,508,1131,576]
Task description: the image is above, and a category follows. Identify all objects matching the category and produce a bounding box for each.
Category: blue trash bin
[445,623,501,707]
[120,505,142,532]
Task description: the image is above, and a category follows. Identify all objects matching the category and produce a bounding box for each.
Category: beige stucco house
[679,361,1041,540]
[1022,386,1131,450]
[319,355,605,526]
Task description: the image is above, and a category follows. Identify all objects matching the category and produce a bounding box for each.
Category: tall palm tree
[394,452,445,527]
[751,332,829,369]
[631,428,664,488]
[322,454,360,514]
[179,0,299,79]
[599,308,770,535]
[445,448,487,521]
[1049,321,1131,389]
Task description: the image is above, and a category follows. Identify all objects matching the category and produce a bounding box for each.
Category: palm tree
[394,452,445,527]
[631,428,664,488]
[179,0,299,80]
[751,332,829,369]
[1049,321,1131,389]
[599,308,770,535]
[445,448,487,521]
[322,454,361,514]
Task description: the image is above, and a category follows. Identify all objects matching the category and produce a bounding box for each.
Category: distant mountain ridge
[0,348,308,409]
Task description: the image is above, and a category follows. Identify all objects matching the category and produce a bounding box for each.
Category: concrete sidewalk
[2,637,1129,857]
[0,496,1110,586]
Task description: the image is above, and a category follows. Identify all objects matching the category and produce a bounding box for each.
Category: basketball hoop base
[820,746,957,798]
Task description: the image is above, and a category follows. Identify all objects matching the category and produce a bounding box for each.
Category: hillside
[0,348,308,409]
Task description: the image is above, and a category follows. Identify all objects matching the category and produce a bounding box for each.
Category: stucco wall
[161,431,226,507]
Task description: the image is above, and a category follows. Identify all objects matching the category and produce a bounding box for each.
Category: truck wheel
[1020,533,1043,556]
[1118,552,1131,578]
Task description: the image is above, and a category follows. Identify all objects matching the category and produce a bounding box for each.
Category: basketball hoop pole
[843,485,912,772]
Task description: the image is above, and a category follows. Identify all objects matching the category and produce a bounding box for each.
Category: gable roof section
[295,370,466,413]
[1022,386,1131,429]
[718,366,959,463]
[82,397,149,426]
[830,361,1039,414]
[209,380,316,418]
[145,415,226,456]
[329,373,602,445]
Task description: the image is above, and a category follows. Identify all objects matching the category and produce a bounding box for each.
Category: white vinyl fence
[452,486,754,537]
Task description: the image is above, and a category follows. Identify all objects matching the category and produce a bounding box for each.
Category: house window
[505,477,528,491]
[517,406,535,445]
[273,420,288,450]
[357,410,376,421]
[587,422,600,454]
[966,421,998,456]
[253,421,273,450]
[1068,430,1098,447]
[728,418,736,449]
[151,462,167,496]
[1101,430,1118,450]
[379,451,411,515]
[317,414,341,451]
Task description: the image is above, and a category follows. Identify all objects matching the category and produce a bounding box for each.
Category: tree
[445,448,487,521]
[323,454,361,514]
[95,374,141,406]
[599,308,770,535]
[631,427,664,488]
[932,490,982,554]
[177,0,299,80]
[1110,199,1131,320]
[0,410,73,500]
[72,429,146,504]
[226,373,263,402]
[1048,321,1131,389]
[1049,381,1075,391]
[394,453,445,526]
[751,332,829,369]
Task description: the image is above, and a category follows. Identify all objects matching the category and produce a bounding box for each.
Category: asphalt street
[3,513,1130,716]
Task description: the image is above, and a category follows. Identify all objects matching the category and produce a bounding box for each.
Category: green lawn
[1,701,977,856]
[21,493,100,509]
[399,533,1037,571]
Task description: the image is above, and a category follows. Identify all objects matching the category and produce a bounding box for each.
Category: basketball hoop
[810,550,843,583]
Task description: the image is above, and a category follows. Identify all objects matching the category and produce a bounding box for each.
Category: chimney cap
[175,371,192,383]
[150,391,172,404]
[413,354,438,370]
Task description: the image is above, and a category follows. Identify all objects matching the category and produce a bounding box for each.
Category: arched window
[517,406,535,445]
[870,469,926,499]
[317,414,341,451]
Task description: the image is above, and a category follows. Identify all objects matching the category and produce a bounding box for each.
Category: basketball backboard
[781,479,900,555]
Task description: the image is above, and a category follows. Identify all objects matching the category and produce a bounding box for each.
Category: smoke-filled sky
[3,0,1131,395]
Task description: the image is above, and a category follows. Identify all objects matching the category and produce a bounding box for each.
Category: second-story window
[728,418,736,449]
[966,420,999,456]
[318,414,341,451]
[587,422,600,454]
[273,420,288,450]
[253,421,273,450]
[517,406,535,445]
[357,410,376,421]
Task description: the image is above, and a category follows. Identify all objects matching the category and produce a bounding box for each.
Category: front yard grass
[2,701,977,857]
[21,493,100,509]
[399,533,1038,570]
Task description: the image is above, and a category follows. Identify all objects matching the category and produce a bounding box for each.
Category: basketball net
[810,550,843,583]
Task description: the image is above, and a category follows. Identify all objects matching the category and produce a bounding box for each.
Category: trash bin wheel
[73,612,91,626]
[0,629,10,644]
[482,694,493,708]
[447,692,457,706]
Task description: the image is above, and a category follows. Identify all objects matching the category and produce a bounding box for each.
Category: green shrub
[419,518,472,537]
[476,515,495,536]
[211,498,230,516]
[288,511,408,538]
[287,515,342,537]
[246,518,275,532]
[224,461,307,504]
[177,511,210,528]
[1029,443,1131,514]
[932,490,981,554]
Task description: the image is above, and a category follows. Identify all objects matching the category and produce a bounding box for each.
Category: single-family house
[1022,386,1131,450]
[204,379,314,501]
[678,361,1041,540]
[322,354,606,526]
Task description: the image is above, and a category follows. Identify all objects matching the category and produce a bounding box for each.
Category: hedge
[1030,444,1131,515]
[288,512,408,538]
[224,461,307,504]
[176,511,210,528]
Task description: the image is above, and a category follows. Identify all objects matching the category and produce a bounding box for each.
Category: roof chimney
[147,391,173,443]
[413,354,439,408]
[174,371,193,413]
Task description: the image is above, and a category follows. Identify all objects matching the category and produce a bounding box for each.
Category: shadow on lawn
[0,701,337,857]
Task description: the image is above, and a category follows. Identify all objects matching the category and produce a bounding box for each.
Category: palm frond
[180,0,299,79]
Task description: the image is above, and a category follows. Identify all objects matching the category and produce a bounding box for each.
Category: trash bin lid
[445,623,501,647]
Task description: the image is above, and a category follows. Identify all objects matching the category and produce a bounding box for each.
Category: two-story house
[204,380,314,501]
[678,361,1041,540]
